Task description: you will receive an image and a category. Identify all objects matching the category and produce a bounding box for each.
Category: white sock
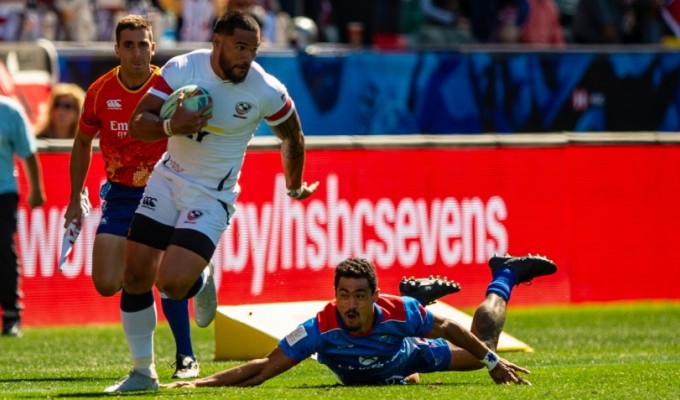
[121,302,158,379]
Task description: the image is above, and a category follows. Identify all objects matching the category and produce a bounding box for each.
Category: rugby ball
[159,85,212,119]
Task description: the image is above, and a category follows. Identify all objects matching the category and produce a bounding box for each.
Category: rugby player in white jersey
[104,10,319,392]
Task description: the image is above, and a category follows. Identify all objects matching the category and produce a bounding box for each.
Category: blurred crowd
[0,0,677,48]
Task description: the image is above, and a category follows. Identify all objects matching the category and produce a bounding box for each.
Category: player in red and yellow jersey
[63,15,210,384]
[78,63,165,188]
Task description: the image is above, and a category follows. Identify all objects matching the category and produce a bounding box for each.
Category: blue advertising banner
[56,46,680,135]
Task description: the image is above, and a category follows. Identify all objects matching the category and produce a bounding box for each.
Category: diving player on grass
[163,254,557,388]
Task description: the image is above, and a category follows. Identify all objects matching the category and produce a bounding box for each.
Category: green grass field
[1,301,678,399]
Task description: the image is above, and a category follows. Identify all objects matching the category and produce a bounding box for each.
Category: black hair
[213,10,260,36]
[334,258,378,294]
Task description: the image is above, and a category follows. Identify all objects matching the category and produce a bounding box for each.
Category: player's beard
[220,58,249,83]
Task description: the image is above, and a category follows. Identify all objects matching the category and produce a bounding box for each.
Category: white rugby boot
[171,355,200,379]
[104,370,159,393]
[193,262,217,328]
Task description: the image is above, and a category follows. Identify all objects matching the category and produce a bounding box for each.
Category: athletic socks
[485,268,518,302]
[121,290,158,379]
[160,293,194,358]
[119,268,206,375]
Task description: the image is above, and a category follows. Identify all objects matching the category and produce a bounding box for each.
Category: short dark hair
[213,10,260,36]
[334,258,378,294]
[115,14,153,44]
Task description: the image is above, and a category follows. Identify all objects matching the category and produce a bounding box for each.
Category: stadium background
[3,41,679,327]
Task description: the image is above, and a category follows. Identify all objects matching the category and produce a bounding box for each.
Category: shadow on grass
[10,389,173,399]
[279,381,479,389]
[0,377,93,383]
[54,391,183,398]
[2,376,483,399]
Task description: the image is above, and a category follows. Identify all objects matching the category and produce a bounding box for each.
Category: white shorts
[135,165,237,246]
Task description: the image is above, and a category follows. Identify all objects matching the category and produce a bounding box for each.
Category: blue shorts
[401,337,452,377]
[97,181,145,236]
[347,337,452,385]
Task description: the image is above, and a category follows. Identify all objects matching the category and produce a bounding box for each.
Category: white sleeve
[262,74,295,126]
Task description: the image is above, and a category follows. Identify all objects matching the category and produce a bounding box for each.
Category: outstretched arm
[162,346,295,389]
[270,110,318,200]
[428,314,530,385]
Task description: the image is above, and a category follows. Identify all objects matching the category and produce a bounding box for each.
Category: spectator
[301,0,338,42]
[260,0,295,47]
[224,0,263,31]
[495,0,529,43]
[177,0,226,42]
[222,0,294,46]
[54,0,96,41]
[328,0,373,46]
[35,0,65,41]
[0,1,26,41]
[520,0,565,46]
[0,61,46,337]
[572,0,628,44]
[468,0,529,43]
[92,0,126,41]
[105,0,171,44]
[225,0,257,14]
[358,0,412,49]
[633,0,666,43]
[35,83,85,139]
[571,0,664,44]
[418,0,475,46]
[126,0,162,14]
[554,0,579,41]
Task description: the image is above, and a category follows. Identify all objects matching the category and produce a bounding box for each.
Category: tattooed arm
[270,109,319,200]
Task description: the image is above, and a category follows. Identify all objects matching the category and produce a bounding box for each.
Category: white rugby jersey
[149,49,294,194]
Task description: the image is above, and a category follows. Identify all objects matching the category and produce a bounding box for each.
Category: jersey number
[187,130,210,142]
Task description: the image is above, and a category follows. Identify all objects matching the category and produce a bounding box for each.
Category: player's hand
[295,181,320,200]
[27,189,45,209]
[171,92,213,135]
[160,381,197,389]
[488,358,531,385]
[63,200,84,229]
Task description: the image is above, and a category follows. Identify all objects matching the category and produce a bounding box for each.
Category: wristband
[287,185,304,199]
[480,350,499,370]
[163,119,173,136]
